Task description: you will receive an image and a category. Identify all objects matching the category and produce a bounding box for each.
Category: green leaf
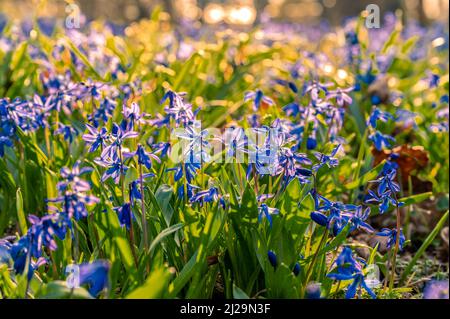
[382,29,400,54]
[345,161,385,190]
[126,267,172,299]
[398,192,433,206]
[232,284,250,299]
[167,251,199,298]
[149,223,184,254]
[15,188,27,235]
[124,166,139,186]
[11,42,28,70]
[38,281,93,299]
[155,184,174,226]
[400,211,449,284]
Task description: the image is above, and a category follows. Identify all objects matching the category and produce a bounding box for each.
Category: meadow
[0,8,448,299]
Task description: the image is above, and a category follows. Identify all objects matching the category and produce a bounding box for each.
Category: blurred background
[0,0,449,26]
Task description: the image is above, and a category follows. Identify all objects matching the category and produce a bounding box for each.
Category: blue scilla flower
[277,147,312,179]
[306,131,318,150]
[0,135,13,157]
[304,80,333,103]
[395,109,417,127]
[48,193,99,220]
[124,144,161,170]
[26,214,70,256]
[345,30,359,46]
[161,90,196,126]
[160,90,187,107]
[77,260,110,297]
[377,228,406,251]
[95,153,128,184]
[282,102,301,117]
[246,145,278,178]
[372,169,401,196]
[368,131,395,151]
[315,194,358,213]
[175,124,211,163]
[8,234,46,278]
[267,250,277,269]
[427,73,440,88]
[381,159,399,176]
[258,204,280,228]
[310,209,348,236]
[10,236,30,274]
[368,107,394,129]
[310,192,359,235]
[168,161,201,184]
[48,163,99,220]
[89,97,117,126]
[327,247,376,299]
[190,187,225,209]
[82,123,109,152]
[57,161,94,193]
[177,183,199,201]
[150,142,171,158]
[114,202,134,229]
[326,87,353,107]
[102,123,138,159]
[365,190,399,214]
[293,262,301,276]
[55,123,78,143]
[166,101,196,127]
[120,102,146,131]
[222,127,248,161]
[356,68,376,87]
[312,144,341,171]
[129,173,155,203]
[0,237,14,265]
[244,89,274,111]
[342,206,374,233]
[430,122,449,133]
[274,78,298,93]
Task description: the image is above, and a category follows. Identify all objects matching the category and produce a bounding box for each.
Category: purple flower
[377,228,406,250]
[342,206,374,233]
[327,247,376,299]
[168,161,200,184]
[304,81,333,103]
[161,90,195,125]
[101,123,138,159]
[267,250,277,268]
[95,153,128,184]
[55,123,78,143]
[258,204,280,228]
[312,144,341,171]
[57,161,93,193]
[244,89,274,111]
[82,123,109,152]
[0,135,13,157]
[124,144,161,170]
[326,87,353,107]
[368,131,395,151]
[120,102,147,131]
[423,280,449,299]
[368,107,394,129]
[223,127,248,161]
[77,260,110,297]
[190,187,225,208]
[129,173,155,203]
[114,202,134,229]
